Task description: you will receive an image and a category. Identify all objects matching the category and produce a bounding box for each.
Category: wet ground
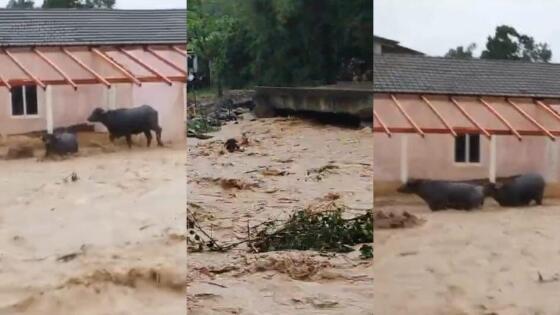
[375,194,560,315]
[187,116,373,315]
[0,145,186,315]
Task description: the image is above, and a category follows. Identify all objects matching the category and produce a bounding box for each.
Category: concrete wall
[254,86,373,120]
[374,133,560,196]
[0,82,186,143]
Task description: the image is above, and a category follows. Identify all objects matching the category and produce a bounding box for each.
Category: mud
[374,194,560,315]
[374,210,425,229]
[0,131,170,160]
[187,116,373,314]
[0,147,186,315]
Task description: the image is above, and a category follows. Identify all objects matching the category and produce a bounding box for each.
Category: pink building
[0,9,187,142]
[374,54,560,196]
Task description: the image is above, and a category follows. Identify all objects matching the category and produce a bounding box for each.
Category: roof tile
[0,9,186,46]
[374,54,560,98]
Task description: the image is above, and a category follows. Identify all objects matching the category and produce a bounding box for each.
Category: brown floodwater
[187,116,373,315]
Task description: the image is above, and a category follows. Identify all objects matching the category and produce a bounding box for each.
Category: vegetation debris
[251,207,373,253]
[359,245,373,259]
[374,210,425,229]
[306,164,339,181]
[187,204,372,255]
[187,116,221,139]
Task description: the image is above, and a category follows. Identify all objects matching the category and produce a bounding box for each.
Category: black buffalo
[485,173,545,207]
[398,179,485,211]
[87,105,163,148]
[42,132,78,157]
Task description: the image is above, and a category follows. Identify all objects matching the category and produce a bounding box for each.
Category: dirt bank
[0,147,186,315]
[375,195,560,315]
[187,116,373,314]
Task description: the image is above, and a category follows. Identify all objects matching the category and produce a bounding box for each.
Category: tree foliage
[6,0,35,8]
[188,0,372,88]
[42,0,115,8]
[480,25,552,62]
[188,0,235,96]
[445,43,476,59]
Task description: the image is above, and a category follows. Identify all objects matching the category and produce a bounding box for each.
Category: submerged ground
[0,140,185,315]
[375,194,560,315]
[187,116,373,315]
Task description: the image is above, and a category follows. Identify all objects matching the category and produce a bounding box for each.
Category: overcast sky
[0,0,185,9]
[374,0,560,62]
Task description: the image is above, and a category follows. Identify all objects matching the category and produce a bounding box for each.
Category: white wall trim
[9,85,40,119]
[489,135,497,183]
[45,85,53,133]
[451,133,483,167]
[400,134,408,183]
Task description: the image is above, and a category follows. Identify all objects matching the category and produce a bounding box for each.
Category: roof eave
[373,89,560,100]
[0,41,187,48]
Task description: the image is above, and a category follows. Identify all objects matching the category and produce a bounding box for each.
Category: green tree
[445,43,477,59]
[239,0,363,85]
[188,0,372,88]
[42,0,115,8]
[81,0,115,8]
[236,0,371,86]
[481,25,551,62]
[6,0,35,9]
[188,0,235,96]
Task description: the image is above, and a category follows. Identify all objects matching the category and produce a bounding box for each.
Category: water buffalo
[87,105,163,148]
[484,173,545,207]
[42,132,78,157]
[398,179,485,211]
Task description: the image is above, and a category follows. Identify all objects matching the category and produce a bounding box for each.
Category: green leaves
[186,116,221,138]
[445,43,477,59]
[359,244,373,260]
[446,25,552,62]
[188,1,236,96]
[188,0,372,88]
[481,25,552,62]
[252,208,373,254]
[6,0,35,9]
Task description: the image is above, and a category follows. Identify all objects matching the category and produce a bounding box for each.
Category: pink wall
[0,82,186,143]
[0,46,186,142]
[132,82,186,142]
[374,94,560,185]
[374,133,553,182]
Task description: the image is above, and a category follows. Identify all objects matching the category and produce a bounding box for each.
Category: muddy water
[375,195,560,315]
[0,148,186,315]
[187,117,373,314]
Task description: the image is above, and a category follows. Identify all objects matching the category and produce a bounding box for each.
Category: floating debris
[224,138,240,153]
[251,207,373,253]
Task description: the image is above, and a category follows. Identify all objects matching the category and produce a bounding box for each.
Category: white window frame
[453,133,482,166]
[10,85,39,119]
